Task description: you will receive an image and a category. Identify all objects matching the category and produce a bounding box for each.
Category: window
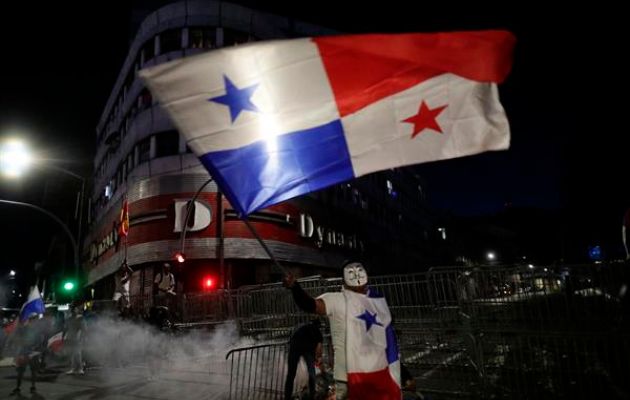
[143,38,155,61]
[155,130,179,158]
[104,184,112,200]
[189,27,215,49]
[137,137,151,163]
[117,165,124,186]
[386,180,398,199]
[138,88,152,111]
[160,29,182,54]
[124,70,135,92]
[127,152,135,171]
[223,28,252,46]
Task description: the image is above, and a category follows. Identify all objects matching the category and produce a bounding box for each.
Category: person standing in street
[153,263,176,310]
[9,313,44,396]
[284,261,401,400]
[284,318,323,400]
[63,304,87,375]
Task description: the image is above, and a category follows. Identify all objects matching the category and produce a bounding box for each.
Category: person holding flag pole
[140,29,514,399]
[8,286,46,395]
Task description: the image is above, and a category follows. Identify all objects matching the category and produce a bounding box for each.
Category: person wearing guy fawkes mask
[284,261,401,400]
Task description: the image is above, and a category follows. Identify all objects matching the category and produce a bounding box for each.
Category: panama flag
[345,288,400,399]
[47,331,64,354]
[19,285,45,322]
[118,199,129,237]
[140,31,515,216]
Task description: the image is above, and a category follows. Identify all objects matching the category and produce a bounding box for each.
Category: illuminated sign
[89,226,119,263]
[173,200,212,233]
[299,213,363,251]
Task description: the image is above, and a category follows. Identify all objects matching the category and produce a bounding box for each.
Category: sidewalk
[0,360,230,400]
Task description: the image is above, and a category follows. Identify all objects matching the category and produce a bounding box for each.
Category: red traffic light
[203,276,215,290]
[174,252,185,263]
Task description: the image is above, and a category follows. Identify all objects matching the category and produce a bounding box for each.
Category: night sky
[1,2,627,294]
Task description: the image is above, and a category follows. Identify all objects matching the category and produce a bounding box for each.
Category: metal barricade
[181,290,231,322]
[226,342,288,400]
[228,263,630,399]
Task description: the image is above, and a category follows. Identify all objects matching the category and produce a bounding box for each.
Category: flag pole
[240,216,287,274]
[124,195,128,262]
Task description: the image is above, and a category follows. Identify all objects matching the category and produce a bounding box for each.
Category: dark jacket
[289,321,322,353]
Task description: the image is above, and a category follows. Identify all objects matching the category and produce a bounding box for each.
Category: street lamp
[0,139,32,178]
[0,137,86,279]
[486,251,496,261]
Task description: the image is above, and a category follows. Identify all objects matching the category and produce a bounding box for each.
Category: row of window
[98,26,256,146]
[94,130,184,212]
[318,173,426,229]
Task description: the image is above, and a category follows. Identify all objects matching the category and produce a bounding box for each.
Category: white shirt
[154,272,175,292]
[317,290,349,382]
[114,272,130,295]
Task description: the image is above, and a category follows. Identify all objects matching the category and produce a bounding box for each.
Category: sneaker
[9,387,20,396]
[76,369,85,375]
[66,369,75,375]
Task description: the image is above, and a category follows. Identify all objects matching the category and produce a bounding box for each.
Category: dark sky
[1,2,627,287]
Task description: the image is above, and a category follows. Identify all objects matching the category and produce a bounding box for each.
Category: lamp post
[0,199,79,272]
[0,138,86,278]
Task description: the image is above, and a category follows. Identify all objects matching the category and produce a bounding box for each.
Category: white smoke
[79,316,259,396]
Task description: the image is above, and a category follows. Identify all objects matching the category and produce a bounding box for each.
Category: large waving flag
[19,285,45,322]
[141,31,515,215]
[344,288,400,399]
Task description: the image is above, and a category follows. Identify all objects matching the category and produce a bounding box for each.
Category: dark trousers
[284,347,316,400]
[16,356,39,389]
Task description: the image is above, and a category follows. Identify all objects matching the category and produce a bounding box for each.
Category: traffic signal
[202,276,215,290]
[62,279,77,292]
[56,278,78,303]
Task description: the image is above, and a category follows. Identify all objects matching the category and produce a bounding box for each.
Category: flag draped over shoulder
[140,31,515,216]
[118,199,129,237]
[19,285,45,322]
[344,288,401,399]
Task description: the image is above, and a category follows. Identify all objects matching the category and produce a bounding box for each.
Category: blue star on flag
[356,310,383,331]
[208,75,259,122]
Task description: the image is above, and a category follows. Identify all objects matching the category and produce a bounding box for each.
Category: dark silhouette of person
[284,319,323,400]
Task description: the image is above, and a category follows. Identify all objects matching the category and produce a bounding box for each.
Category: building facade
[86,1,435,302]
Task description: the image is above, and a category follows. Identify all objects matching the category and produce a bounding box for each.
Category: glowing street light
[0,139,32,178]
[486,251,496,261]
[9,270,16,277]
[1,136,86,279]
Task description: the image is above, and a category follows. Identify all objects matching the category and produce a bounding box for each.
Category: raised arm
[283,273,326,315]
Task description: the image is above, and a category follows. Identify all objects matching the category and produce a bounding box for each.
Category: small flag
[118,199,129,237]
[47,331,64,354]
[19,285,45,322]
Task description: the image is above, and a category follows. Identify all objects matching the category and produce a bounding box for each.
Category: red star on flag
[402,101,448,138]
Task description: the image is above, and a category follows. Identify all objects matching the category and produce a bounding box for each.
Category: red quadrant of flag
[314,31,515,117]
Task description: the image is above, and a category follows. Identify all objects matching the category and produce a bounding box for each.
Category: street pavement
[0,359,230,400]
